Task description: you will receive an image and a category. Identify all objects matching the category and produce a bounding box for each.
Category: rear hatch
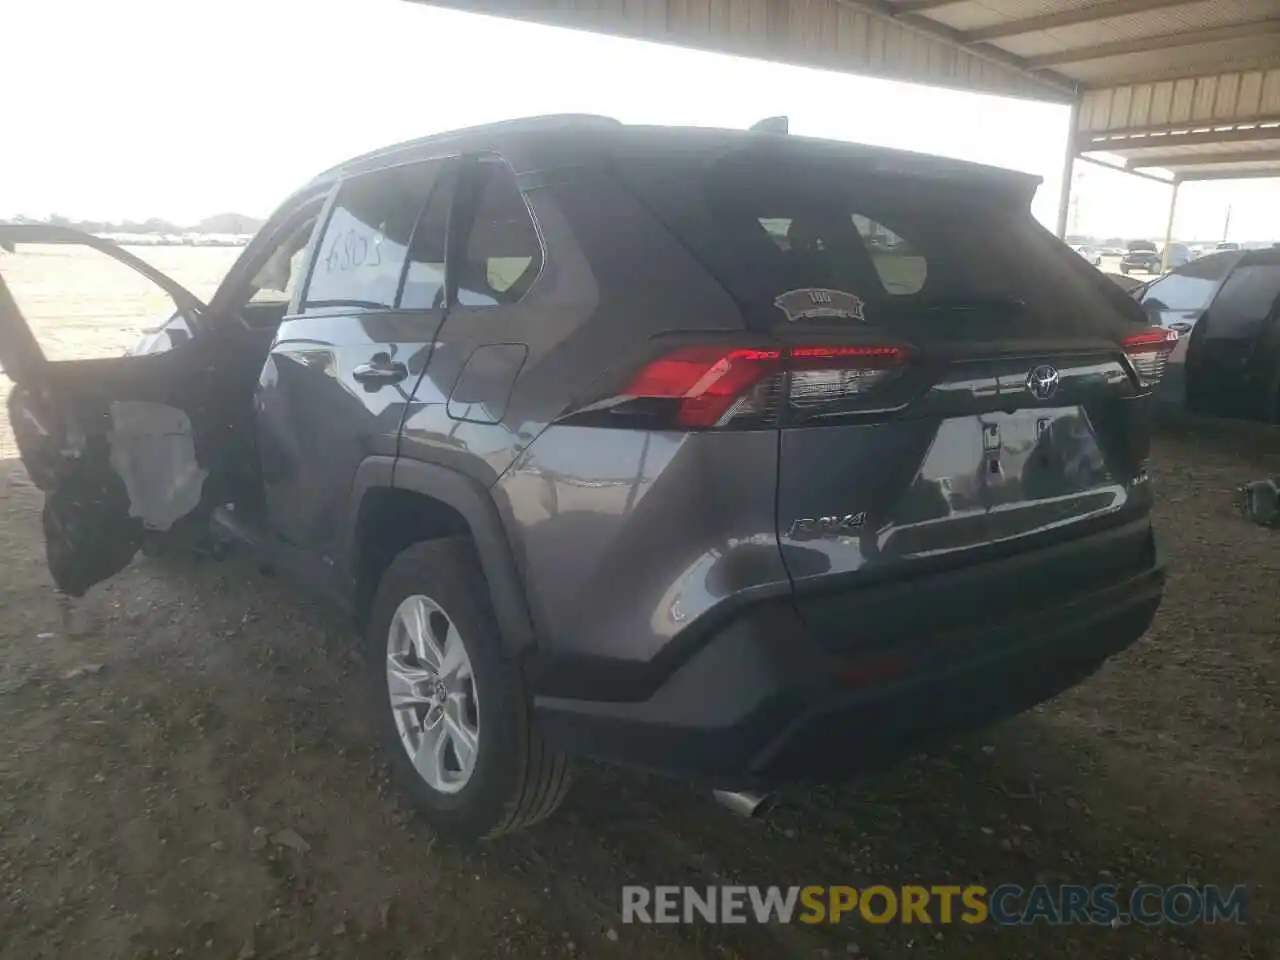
[612,134,1165,647]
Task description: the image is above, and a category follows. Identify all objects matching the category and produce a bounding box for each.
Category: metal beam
[1178,167,1280,182]
[1160,180,1180,273]
[893,0,968,12]
[1078,121,1280,152]
[1130,148,1280,169]
[1081,62,1280,91]
[833,0,1078,98]
[1076,153,1177,185]
[1026,19,1280,69]
[969,0,1202,43]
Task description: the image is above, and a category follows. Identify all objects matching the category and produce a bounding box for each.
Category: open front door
[0,225,218,596]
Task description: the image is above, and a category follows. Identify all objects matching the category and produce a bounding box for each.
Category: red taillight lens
[1122,327,1178,386]
[616,344,910,429]
[621,346,784,428]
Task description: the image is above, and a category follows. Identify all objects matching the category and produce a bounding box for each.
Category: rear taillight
[604,344,910,429]
[1122,327,1178,386]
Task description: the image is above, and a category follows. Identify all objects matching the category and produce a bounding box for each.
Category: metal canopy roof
[891,0,1280,182]
[413,0,1280,182]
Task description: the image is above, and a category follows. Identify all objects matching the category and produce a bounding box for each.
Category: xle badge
[787,512,867,541]
[774,288,867,323]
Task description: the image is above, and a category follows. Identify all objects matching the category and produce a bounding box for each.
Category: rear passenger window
[457,162,542,307]
[304,162,442,311]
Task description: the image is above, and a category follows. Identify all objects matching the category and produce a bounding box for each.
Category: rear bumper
[533,520,1164,788]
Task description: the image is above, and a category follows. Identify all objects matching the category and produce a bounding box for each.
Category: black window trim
[395,155,461,312]
[296,152,463,317]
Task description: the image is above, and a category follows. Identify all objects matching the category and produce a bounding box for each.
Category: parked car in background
[1183,248,1280,420]
[1134,250,1247,409]
[1121,240,1160,274]
[1215,242,1242,253]
[1121,241,1190,274]
[0,115,1170,842]
[1165,243,1193,269]
[1071,243,1103,266]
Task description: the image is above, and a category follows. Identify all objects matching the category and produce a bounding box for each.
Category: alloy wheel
[386,594,481,794]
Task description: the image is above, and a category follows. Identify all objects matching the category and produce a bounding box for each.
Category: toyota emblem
[1025,364,1060,401]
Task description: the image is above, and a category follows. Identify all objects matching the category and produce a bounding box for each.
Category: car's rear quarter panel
[490,169,790,679]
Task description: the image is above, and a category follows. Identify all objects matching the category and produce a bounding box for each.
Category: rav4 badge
[787,512,868,540]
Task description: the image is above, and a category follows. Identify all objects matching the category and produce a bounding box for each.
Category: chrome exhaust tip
[712,789,775,818]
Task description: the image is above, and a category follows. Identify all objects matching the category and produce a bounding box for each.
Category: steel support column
[1056,101,1081,239]
[1160,179,1181,273]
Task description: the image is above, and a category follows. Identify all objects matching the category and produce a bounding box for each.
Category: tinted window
[457,161,542,307]
[761,215,927,295]
[622,148,1140,337]
[1203,264,1280,338]
[1139,253,1239,312]
[304,162,442,311]
[399,163,458,310]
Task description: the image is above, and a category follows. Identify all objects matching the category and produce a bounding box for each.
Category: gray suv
[0,116,1169,842]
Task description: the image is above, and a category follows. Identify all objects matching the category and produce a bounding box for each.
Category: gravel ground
[0,422,1276,960]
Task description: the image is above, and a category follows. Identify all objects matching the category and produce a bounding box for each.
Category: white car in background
[1071,243,1103,266]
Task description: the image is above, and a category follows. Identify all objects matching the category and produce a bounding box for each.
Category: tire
[367,537,571,842]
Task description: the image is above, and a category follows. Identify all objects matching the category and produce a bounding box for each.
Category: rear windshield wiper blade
[910,297,1027,314]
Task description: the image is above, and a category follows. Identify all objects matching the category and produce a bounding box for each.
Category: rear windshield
[617,146,1143,339]
[1128,242,1157,252]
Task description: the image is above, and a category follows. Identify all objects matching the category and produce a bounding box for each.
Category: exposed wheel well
[353,487,472,623]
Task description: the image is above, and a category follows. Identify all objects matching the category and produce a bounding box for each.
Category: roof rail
[317,114,622,180]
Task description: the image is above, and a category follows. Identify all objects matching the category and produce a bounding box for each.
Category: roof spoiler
[749,116,789,134]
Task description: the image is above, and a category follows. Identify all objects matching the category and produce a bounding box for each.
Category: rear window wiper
[909,297,1027,314]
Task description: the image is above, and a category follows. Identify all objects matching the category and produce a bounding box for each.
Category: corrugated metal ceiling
[885,0,1280,178]
[411,0,1280,179]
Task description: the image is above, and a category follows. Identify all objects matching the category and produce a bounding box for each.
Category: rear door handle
[352,357,408,385]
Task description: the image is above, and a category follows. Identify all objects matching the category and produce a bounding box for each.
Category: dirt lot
[0,248,1277,959]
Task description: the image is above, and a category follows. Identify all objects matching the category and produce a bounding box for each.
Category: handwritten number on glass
[323,227,383,274]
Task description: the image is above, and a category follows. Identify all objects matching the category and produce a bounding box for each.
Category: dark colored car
[1134,251,1244,408]
[1121,241,1160,274]
[1121,241,1190,275]
[1169,249,1280,420]
[0,116,1170,842]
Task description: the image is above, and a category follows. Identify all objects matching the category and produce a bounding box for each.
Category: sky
[2,0,1276,241]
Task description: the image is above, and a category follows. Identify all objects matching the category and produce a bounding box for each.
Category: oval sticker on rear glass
[775,288,866,323]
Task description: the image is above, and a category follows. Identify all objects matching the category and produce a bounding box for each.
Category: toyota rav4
[0,116,1170,842]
